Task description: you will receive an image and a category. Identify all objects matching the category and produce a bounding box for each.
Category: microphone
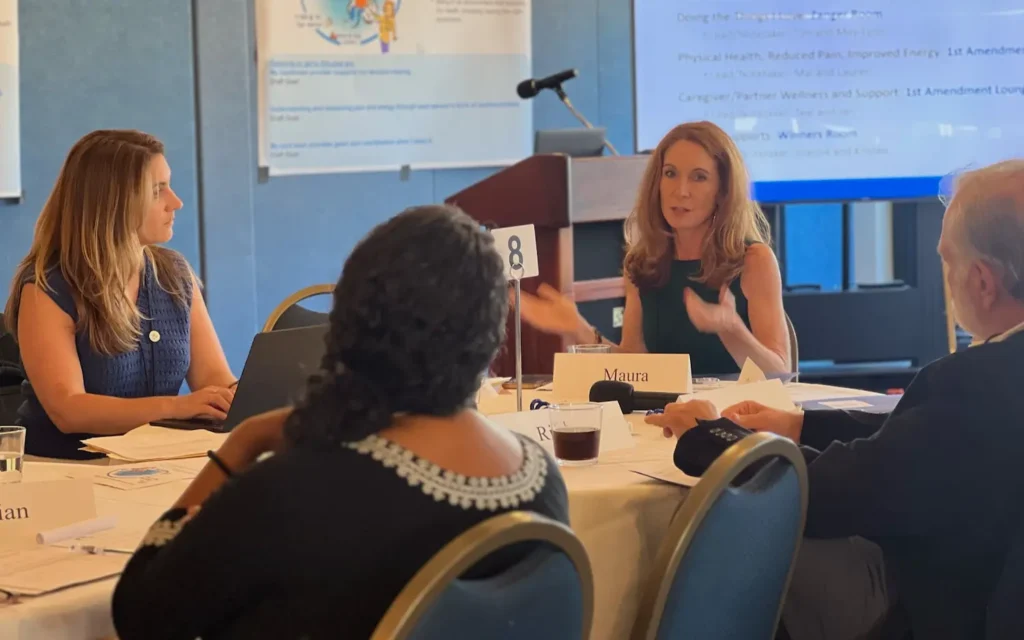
[589,380,680,414]
[516,69,578,99]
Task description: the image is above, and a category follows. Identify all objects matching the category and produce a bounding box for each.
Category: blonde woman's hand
[513,283,593,343]
[684,285,741,335]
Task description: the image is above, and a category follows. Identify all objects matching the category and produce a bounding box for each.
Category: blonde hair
[4,130,192,355]
[949,159,1024,301]
[623,121,770,290]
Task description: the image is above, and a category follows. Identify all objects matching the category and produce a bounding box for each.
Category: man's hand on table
[644,399,805,443]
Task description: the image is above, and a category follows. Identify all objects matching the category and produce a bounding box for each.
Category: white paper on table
[0,547,129,596]
[682,378,796,413]
[629,461,701,488]
[737,358,767,384]
[81,425,228,462]
[819,399,874,410]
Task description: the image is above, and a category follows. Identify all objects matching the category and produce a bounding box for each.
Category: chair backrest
[261,284,334,332]
[987,511,1024,639]
[631,432,808,640]
[371,511,594,640]
[785,312,799,375]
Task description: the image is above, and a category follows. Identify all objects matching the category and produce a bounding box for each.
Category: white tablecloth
[0,382,876,640]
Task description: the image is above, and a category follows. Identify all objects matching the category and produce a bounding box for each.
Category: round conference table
[0,382,878,640]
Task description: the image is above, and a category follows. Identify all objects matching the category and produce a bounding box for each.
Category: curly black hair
[285,205,508,447]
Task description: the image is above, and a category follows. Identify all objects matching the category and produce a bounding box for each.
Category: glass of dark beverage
[549,403,603,466]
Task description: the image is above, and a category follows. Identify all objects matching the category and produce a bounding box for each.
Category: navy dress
[17,253,192,459]
[639,259,751,375]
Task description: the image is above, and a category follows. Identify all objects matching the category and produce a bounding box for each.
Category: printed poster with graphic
[0,0,19,197]
[256,0,532,175]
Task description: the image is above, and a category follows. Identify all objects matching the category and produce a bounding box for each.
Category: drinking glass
[0,426,26,484]
[549,403,603,466]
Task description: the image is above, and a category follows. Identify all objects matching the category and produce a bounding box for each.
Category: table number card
[490,224,539,281]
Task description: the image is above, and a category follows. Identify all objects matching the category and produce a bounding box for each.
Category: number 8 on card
[490,224,539,281]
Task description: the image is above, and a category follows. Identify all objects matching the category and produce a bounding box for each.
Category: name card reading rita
[0,479,96,548]
[552,353,693,401]
[487,401,635,456]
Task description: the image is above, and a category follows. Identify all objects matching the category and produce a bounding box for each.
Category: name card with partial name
[488,401,634,456]
[0,479,96,549]
[553,353,693,401]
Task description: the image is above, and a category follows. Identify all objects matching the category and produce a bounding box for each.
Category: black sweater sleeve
[112,458,284,640]
[799,409,889,451]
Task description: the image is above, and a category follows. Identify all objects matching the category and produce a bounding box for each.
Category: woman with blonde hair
[4,130,235,459]
[518,121,791,374]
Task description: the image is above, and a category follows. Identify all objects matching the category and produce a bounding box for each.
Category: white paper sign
[0,480,97,549]
[488,401,634,456]
[0,0,20,197]
[737,358,767,384]
[490,224,539,280]
[553,353,693,401]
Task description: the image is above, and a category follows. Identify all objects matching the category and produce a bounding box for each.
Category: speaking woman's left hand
[684,285,739,334]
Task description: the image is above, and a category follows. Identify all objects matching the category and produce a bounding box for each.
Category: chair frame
[631,432,809,640]
[785,312,799,376]
[371,511,595,640]
[260,284,335,333]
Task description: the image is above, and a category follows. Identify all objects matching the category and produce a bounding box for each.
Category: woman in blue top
[4,130,236,459]
[518,121,791,375]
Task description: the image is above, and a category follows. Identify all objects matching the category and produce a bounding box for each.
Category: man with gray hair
[647,159,1024,639]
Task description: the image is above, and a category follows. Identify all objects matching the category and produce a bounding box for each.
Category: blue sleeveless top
[639,259,751,376]
[18,253,193,459]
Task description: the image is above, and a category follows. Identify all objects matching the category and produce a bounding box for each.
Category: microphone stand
[554,86,620,156]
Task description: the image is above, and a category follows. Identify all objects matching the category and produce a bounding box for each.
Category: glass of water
[568,344,611,354]
[0,426,26,484]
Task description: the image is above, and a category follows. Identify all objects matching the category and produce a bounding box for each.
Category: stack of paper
[81,425,227,462]
[0,547,129,596]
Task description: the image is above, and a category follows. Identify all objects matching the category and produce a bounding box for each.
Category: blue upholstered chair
[371,511,594,640]
[261,284,333,332]
[631,432,808,640]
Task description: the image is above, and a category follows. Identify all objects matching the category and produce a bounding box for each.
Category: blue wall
[1,0,636,369]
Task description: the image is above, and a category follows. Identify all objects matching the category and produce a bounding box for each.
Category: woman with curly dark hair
[112,205,569,640]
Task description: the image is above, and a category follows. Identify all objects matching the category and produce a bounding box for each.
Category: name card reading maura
[0,479,97,548]
[488,401,635,456]
[553,353,693,402]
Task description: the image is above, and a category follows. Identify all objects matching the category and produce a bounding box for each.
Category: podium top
[446,154,651,229]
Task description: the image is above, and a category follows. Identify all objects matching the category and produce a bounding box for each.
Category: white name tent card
[0,479,96,549]
[488,401,635,457]
[553,353,693,402]
[490,224,539,280]
[737,358,767,384]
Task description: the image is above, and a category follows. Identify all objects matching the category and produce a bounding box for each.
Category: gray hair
[949,159,1024,301]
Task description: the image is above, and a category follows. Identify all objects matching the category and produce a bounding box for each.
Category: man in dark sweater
[648,159,1024,640]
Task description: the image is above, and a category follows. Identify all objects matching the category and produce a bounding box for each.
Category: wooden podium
[446,153,649,376]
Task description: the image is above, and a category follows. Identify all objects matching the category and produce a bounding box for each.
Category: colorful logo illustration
[108,467,169,479]
[307,0,403,53]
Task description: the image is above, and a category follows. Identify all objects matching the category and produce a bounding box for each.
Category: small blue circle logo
[109,467,168,479]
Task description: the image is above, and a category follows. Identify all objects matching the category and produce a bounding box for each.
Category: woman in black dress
[112,205,569,640]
